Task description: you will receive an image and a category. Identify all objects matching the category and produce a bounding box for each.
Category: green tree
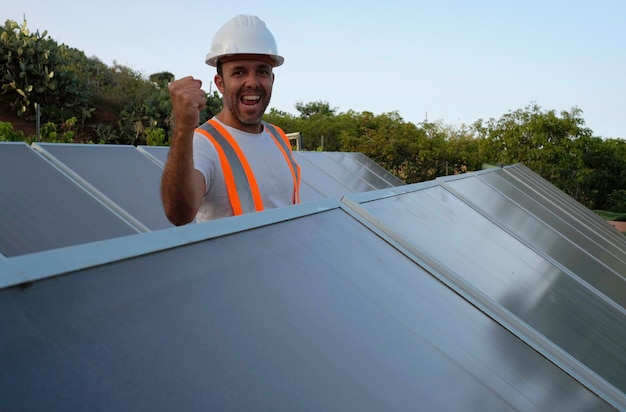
[94,64,172,145]
[295,100,336,118]
[292,100,340,150]
[0,18,92,123]
[339,111,426,182]
[472,103,614,209]
[200,90,223,124]
[578,136,626,209]
[149,71,174,87]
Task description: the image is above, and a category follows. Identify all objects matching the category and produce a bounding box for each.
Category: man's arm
[160,77,207,226]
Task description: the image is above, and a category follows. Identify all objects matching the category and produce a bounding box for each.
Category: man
[161,15,300,226]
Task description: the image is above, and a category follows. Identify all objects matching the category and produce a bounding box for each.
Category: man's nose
[243,72,261,86]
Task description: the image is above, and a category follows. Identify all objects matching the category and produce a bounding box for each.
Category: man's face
[215,55,275,131]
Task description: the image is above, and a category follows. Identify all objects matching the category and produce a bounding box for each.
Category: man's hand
[161,76,208,226]
[169,76,207,136]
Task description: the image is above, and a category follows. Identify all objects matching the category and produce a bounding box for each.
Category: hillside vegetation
[1,18,625,213]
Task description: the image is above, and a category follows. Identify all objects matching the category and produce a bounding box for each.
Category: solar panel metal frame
[136,145,169,165]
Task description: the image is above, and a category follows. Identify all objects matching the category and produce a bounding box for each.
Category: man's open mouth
[242,94,261,106]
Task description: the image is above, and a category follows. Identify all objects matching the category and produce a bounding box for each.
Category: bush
[145,127,166,146]
[0,121,25,141]
[22,117,78,143]
[606,190,626,213]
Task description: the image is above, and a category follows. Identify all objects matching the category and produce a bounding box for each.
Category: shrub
[0,121,25,141]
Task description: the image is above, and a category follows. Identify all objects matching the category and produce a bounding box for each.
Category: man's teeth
[243,95,260,101]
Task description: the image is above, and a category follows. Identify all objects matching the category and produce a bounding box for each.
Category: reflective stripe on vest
[264,122,301,205]
[195,119,300,216]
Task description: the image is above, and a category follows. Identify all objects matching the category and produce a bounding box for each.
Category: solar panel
[0,200,614,411]
[324,151,404,188]
[0,142,138,257]
[1,141,623,409]
[503,165,626,252]
[344,181,626,400]
[484,169,626,256]
[346,152,405,187]
[33,143,174,231]
[293,152,358,198]
[441,172,626,303]
[295,151,377,193]
[1,143,404,257]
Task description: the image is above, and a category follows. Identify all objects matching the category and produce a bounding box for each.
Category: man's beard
[227,90,271,126]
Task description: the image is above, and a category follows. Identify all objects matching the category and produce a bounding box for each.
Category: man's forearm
[161,129,202,225]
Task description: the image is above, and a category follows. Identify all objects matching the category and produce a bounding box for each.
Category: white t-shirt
[192,118,295,222]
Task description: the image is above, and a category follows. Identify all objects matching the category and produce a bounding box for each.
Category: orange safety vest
[195,119,301,216]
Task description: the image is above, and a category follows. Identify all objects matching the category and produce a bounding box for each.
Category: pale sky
[4,0,625,139]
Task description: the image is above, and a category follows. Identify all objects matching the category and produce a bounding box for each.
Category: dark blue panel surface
[0,143,136,257]
[36,144,173,231]
[503,165,626,252]
[444,174,626,306]
[354,185,626,397]
[325,152,404,188]
[0,209,611,411]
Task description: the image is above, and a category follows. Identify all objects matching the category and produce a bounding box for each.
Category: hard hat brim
[206,53,284,67]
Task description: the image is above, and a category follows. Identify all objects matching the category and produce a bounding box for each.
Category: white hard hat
[205,14,284,67]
